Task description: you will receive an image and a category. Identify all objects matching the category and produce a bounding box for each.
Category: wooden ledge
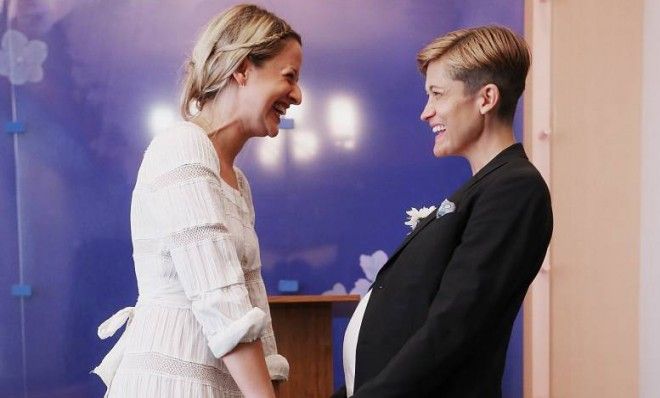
[268,294,361,304]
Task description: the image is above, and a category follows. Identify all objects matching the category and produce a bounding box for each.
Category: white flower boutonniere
[405,206,437,230]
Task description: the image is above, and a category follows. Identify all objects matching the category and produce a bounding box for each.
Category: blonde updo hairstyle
[180,4,301,121]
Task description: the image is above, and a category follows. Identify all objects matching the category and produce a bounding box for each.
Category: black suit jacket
[333,143,553,398]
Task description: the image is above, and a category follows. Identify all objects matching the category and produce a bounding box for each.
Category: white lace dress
[93,121,288,397]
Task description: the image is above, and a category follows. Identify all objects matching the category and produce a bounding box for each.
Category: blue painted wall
[0,1,524,396]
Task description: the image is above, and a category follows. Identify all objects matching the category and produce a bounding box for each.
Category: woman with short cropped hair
[336,26,552,398]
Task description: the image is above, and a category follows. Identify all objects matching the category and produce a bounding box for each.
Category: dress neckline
[220,171,245,197]
[179,120,246,198]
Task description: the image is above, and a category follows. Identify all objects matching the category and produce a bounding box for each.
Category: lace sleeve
[235,168,289,379]
[151,163,267,358]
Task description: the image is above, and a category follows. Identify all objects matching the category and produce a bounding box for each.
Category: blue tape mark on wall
[278,279,299,293]
[4,121,26,134]
[278,118,294,129]
[11,284,32,297]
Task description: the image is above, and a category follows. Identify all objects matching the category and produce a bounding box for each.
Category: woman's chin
[265,123,280,137]
[252,122,279,138]
[261,116,280,137]
[433,145,449,158]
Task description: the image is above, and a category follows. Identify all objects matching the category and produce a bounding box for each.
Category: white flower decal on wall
[0,29,48,85]
[323,283,348,295]
[323,250,388,297]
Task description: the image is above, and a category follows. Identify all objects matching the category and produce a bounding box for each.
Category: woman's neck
[463,120,516,175]
[191,91,248,168]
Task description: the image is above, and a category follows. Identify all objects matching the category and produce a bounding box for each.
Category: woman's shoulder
[141,121,219,177]
[476,159,550,206]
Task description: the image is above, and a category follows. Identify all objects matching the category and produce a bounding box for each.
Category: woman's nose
[420,101,434,121]
[290,84,302,105]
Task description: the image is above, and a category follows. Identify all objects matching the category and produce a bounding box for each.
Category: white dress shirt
[343,289,373,397]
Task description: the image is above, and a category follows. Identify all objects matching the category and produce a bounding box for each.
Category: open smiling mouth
[432,124,446,136]
[273,102,288,117]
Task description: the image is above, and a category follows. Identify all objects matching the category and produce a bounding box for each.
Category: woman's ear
[478,83,500,115]
[232,60,251,87]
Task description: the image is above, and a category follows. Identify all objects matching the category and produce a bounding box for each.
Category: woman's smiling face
[419,58,484,159]
[239,39,303,138]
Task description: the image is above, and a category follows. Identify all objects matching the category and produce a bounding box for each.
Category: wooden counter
[268,295,360,398]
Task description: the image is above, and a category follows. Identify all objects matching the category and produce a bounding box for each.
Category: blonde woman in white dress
[92,4,303,397]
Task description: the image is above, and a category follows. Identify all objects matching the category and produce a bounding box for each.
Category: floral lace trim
[168,224,230,248]
[243,269,261,282]
[149,164,219,189]
[119,352,238,391]
[132,225,230,256]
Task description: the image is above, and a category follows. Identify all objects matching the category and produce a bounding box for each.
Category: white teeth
[432,125,446,134]
[273,103,287,115]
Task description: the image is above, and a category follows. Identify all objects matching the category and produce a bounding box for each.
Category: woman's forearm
[222,340,275,398]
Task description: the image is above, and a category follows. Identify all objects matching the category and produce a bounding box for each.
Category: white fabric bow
[97,306,135,339]
[92,306,135,389]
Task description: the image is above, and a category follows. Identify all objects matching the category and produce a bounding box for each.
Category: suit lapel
[374,143,527,280]
[375,212,438,279]
[392,213,436,257]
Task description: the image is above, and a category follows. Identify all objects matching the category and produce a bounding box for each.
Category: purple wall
[0,1,524,396]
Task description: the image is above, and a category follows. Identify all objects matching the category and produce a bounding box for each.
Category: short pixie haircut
[417,25,530,121]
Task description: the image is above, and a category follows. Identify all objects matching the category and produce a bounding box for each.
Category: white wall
[640,1,660,396]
